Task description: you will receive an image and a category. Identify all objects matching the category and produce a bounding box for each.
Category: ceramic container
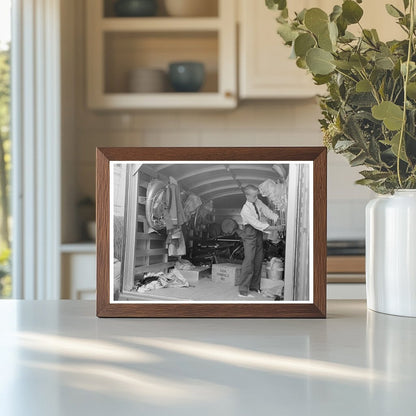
[168,61,205,92]
[114,0,157,17]
[128,68,167,93]
[164,0,218,17]
[366,190,416,317]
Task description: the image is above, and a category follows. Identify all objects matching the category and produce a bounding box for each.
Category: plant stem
[334,68,358,84]
[397,0,415,188]
[358,69,381,104]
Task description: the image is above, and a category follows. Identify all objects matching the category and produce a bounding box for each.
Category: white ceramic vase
[366,189,416,317]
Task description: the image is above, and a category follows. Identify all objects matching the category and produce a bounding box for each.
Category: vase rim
[394,189,416,194]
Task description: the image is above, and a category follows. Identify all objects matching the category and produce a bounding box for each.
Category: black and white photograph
[110,161,313,303]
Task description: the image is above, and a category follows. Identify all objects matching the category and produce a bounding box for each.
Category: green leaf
[355,178,377,186]
[330,5,342,22]
[294,33,316,58]
[266,0,287,11]
[296,8,307,23]
[328,21,338,44]
[385,4,404,18]
[372,101,404,130]
[276,14,287,24]
[399,14,411,29]
[334,139,355,151]
[313,74,332,85]
[344,114,367,147]
[277,23,299,43]
[350,151,368,167]
[342,0,364,24]
[393,60,402,79]
[371,29,380,42]
[359,170,391,181]
[356,79,372,92]
[407,82,416,99]
[336,15,348,36]
[375,55,395,70]
[339,31,356,43]
[369,136,382,163]
[296,57,308,69]
[401,61,416,76]
[304,8,329,35]
[378,78,386,100]
[350,54,368,70]
[388,132,409,162]
[348,92,377,107]
[403,0,410,10]
[333,60,353,70]
[306,48,336,75]
[318,27,334,52]
[289,44,297,59]
[362,29,376,46]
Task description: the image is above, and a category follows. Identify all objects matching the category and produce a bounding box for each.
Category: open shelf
[87,0,236,109]
[90,92,234,109]
[101,17,221,31]
[104,31,218,94]
[103,0,219,18]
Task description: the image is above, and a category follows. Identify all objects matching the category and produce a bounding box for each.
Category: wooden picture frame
[96,147,327,318]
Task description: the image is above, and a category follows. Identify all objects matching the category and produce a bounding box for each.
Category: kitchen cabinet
[86,0,237,109]
[238,0,326,99]
[238,0,404,99]
[61,245,96,300]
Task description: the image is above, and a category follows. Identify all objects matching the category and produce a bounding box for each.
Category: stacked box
[212,263,242,285]
[174,266,210,284]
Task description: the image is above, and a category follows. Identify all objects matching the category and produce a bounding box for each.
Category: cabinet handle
[224,91,234,98]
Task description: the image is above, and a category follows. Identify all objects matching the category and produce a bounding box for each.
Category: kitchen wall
[61,0,375,243]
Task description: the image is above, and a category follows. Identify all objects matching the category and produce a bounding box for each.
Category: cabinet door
[239,0,404,99]
[239,0,327,99]
[61,253,96,300]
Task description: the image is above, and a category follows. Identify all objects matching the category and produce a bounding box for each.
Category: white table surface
[0,300,415,416]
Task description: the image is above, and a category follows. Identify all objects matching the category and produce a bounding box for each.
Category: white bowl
[128,68,167,93]
[164,0,217,17]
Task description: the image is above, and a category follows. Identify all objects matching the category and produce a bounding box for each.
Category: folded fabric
[136,269,190,293]
[174,258,194,270]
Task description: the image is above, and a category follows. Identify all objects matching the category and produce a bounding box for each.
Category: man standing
[239,185,278,297]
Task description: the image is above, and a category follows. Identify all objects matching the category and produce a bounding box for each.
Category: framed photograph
[96,147,327,318]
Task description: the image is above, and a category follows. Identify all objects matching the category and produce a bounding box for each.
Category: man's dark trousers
[239,224,264,295]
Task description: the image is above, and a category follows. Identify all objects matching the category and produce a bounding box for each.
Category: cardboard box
[212,263,242,285]
[173,266,210,284]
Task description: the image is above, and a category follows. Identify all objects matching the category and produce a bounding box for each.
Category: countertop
[0,300,415,416]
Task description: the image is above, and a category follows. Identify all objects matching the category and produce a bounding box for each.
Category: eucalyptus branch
[393,85,404,103]
[390,79,398,101]
[358,69,381,104]
[334,68,359,84]
[397,0,415,188]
